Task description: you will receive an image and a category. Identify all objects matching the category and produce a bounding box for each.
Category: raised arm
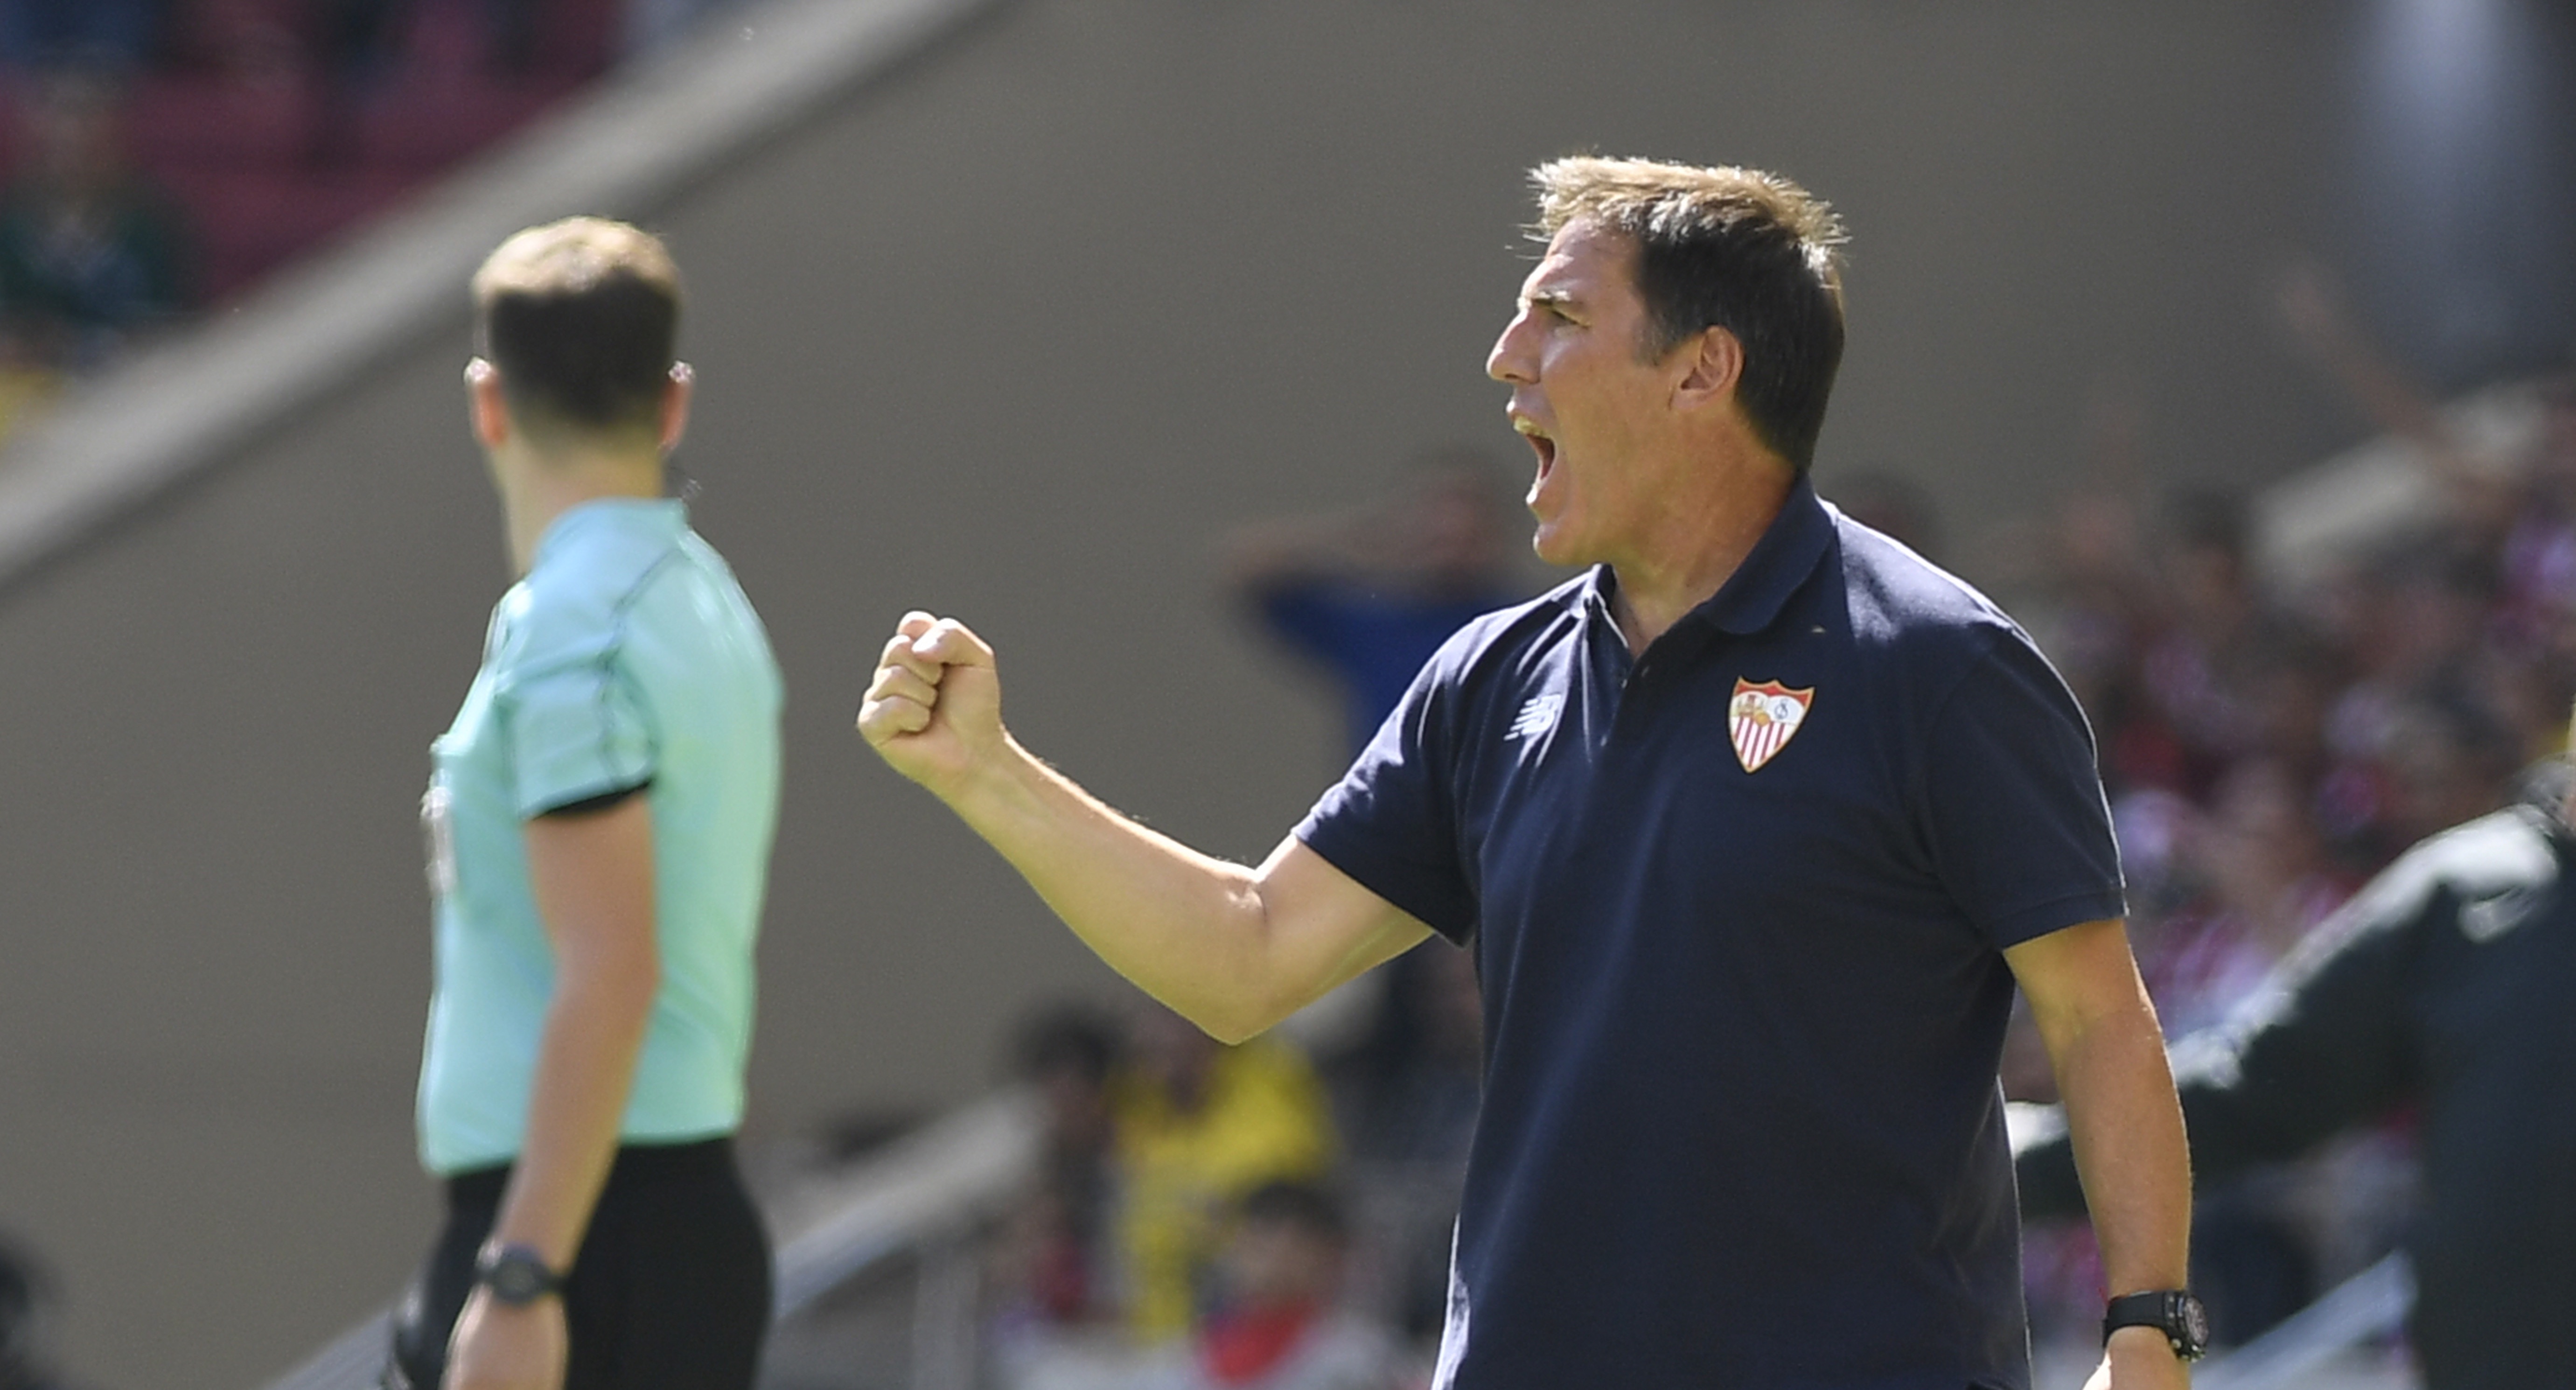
[2006,917,2193,1390]
[857,611,1432,1042]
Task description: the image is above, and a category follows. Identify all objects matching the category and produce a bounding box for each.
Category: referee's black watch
[2103,1289,2209,1361]
[472,1243,567,1307]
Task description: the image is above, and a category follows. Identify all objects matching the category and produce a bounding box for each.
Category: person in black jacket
[2017,754,2576,1390]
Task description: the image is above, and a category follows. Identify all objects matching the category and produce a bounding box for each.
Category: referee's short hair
[1530,157,1847,472]
[472,217,682,444]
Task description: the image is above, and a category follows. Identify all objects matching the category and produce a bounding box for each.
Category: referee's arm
[2007,917,2193,1387]
[859,611,1433,1043]
[450,791,661,1390]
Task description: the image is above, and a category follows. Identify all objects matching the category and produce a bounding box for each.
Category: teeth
[1513,417,1550,440]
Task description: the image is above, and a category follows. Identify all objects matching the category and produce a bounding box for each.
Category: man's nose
[1487,315,1534,384]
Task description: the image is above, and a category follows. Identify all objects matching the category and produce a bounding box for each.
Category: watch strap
[472,1243,567,1306]
[2103,1288,2209,1361]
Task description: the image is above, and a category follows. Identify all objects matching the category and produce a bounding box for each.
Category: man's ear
[1671,326,1745,414]
[659,361,694,454]
[465,357,510,450]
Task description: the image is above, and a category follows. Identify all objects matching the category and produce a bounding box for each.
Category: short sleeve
[1919,629,2126,948]
[501,657,657,819]
[1294,660,1478,943]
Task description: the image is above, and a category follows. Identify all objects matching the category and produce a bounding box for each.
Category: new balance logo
[1505,692,1563,741]
[2459,887,2542,943]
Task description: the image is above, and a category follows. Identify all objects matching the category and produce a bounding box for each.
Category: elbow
[1182,970,1305,1047]
[1188,994,1283,1048]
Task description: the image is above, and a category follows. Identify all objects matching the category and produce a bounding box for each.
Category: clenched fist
[856,611,1007,798]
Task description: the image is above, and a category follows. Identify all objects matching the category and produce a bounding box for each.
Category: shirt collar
[1580,473,1836,642]
[531,496,687,570]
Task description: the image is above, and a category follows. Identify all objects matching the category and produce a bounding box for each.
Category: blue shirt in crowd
[1255,580,1523,756]
[1296,477,2124,1389]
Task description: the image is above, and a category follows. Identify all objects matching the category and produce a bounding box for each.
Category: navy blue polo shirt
[1295,477,2124,1390]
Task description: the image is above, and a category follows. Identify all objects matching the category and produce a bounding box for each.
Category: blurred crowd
[1997,290,2576,1353]
[0,0,752,444]
[984,990,1472,1390]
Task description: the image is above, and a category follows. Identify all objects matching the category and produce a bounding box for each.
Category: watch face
[2173,1292,2211,1355]
[478,1249,559,1306]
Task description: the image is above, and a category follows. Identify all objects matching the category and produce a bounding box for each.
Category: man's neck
[1607,450,1796,654]
[495,444,665,576]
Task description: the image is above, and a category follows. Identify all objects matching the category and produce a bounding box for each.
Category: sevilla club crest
[1728,678,1814,773]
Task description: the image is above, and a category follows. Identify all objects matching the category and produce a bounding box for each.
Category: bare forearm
[942,736,1294,1040]
[499,799,661,1271]
[2008,922,2192,1292]
[861,613,1426,1041]
[492,970,655,1268]
[2058,1002,2192,1295]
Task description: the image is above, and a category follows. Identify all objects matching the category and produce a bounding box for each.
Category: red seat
[160,163,415,302]
[1,0,626,303]
[126,77,310,172]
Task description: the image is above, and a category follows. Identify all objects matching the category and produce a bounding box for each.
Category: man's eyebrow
[1523,287,1579,312]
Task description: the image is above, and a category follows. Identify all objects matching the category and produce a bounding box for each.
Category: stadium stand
[0,0,620,306]
[0,2,2563,1385]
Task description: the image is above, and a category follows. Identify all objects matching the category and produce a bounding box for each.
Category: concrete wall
[0,0,2527,1383]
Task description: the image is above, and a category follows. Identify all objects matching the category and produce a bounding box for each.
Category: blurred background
[0,0,2569,1386]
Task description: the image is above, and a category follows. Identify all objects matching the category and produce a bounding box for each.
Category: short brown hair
[1532,157,1847,470]
[471,217,681,440]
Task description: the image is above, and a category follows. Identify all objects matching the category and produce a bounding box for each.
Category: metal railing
[257,1095,1039,1390]
[2194,1254,2415,1390]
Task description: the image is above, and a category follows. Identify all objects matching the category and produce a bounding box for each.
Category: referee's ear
[658,361,694,455]
[465,356,511,450]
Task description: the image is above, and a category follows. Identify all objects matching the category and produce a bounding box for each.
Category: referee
[859,158,2194,1389]
[393,219,782,1390]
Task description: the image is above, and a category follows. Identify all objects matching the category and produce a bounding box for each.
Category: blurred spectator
[1223,448,1525,758]
[2493,376,2576,657]
[1335,942,1478,1344]
[1339,941,1478,1168]
[2374,691,2527,853]
[1136,1181,1409,1390]
[2018,748,2576,1390]
[994,1005,1125,1332]
[990,1005,1133,1390]
[0,70,192,372]
[0,1235,84,1390]
[0,1,166,74]
[2140,758,2355,1038]
[1110,1003,1336,1345]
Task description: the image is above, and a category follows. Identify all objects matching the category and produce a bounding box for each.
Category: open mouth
[1513,417,1557,477]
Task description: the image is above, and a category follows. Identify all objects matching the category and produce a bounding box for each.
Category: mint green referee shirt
[417,498,782,1175]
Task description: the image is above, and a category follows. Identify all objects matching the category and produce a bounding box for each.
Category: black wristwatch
[2103,1289,2209,1361]
[472,1243,567,1307]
